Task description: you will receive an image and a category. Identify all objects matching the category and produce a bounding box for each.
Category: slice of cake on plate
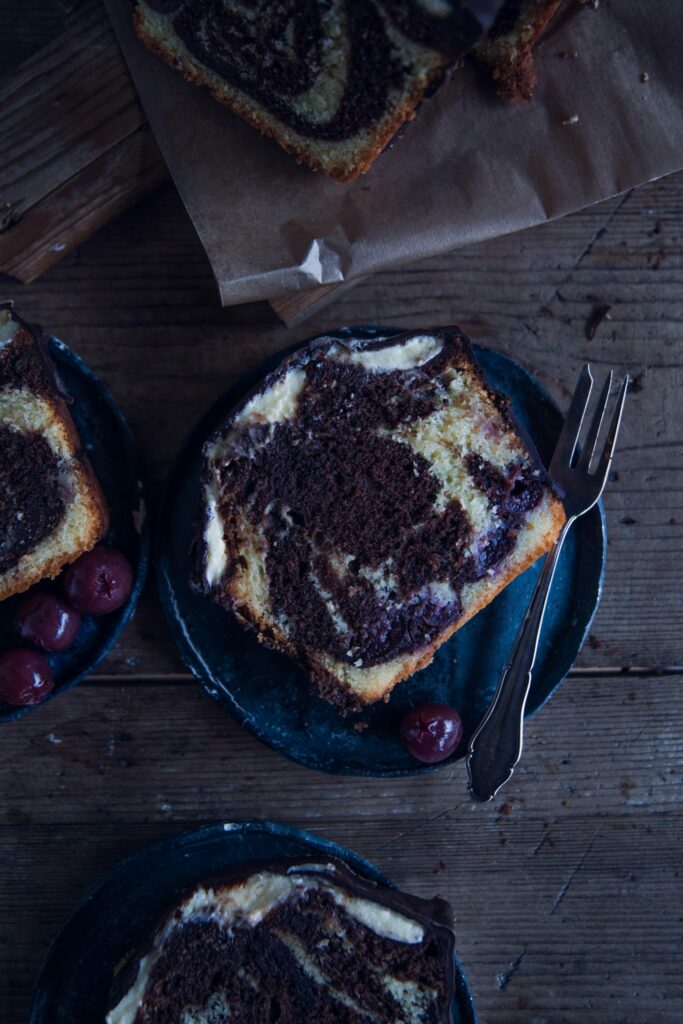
[106,859,457,1024]
[0,303,109,602]
[196,327,565,713]
[133,0,503,181]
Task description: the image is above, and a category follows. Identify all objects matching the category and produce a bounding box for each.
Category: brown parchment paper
[104,0,683,308]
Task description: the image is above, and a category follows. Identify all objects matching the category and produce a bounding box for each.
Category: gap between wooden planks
[2,674,682,1023]
[7,169,682,676]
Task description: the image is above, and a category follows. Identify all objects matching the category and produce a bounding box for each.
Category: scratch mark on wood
[551,827,601,915]
[532,830,551,856]
[496,947,527,989]
[373,805,463,852]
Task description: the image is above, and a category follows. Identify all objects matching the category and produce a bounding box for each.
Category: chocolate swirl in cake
[143,0,496,141]
[0,429,66,574]
[204,333,544,669]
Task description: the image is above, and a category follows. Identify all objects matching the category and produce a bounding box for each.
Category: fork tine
[594,375,629,485]
[578,371,612,471]
[550,364,593,474]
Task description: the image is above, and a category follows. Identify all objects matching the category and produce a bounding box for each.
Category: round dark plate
[0,337,149,722]
[157,326,606,776]
[30,820,476,1024]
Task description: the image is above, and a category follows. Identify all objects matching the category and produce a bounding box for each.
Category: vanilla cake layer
[196,327,565,713]
[106,861,456,1024]
[133,0,502,181]
[0,306,108,601]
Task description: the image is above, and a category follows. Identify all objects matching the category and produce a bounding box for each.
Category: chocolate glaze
[0,429,66,573]
[108,857,456,1024]
[206,329,544,670]
[144,0,498,142]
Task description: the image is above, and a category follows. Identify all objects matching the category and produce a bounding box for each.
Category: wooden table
[2,53,683,1022]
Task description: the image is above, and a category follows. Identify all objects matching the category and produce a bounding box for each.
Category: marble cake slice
[0,304,108,602]
[195,327,565,714]
[106,859,457,1024]
[133,0,503,182]
[473,0,562,101]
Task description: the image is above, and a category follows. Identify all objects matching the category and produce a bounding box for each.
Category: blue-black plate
[157,326,606,776]
[0,337,149,722]
[30,820,477,1024]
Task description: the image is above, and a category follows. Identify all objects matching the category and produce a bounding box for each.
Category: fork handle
[466,518,574,801]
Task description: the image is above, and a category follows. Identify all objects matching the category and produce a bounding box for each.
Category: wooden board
[0,73,681,1024]
[15,173,680,677]
[3,674,682,1023]
[0,0,167,283]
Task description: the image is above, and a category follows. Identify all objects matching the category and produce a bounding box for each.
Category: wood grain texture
[1,27,682,1019]
[2,674,681,1023]
[0,0,166,281]
[6,173,680,675]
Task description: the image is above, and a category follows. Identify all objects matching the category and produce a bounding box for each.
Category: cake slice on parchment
[195,327,565,714]
[106,859,457,1024]
[133,0,504,182]
[0,303,108,602]
[473,0,563,101]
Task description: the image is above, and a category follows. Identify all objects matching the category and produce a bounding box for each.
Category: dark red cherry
[14,592,81,651]
[63,547,134,615]
[400,703,464,763]
[0,649,55,706]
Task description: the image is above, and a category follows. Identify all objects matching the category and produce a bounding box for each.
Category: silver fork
[466,365,629,802]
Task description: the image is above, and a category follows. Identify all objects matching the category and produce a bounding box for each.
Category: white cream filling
[276,932,379,1022]
[231,369,306,435]
[289,0,350,125]
[203,488,227,588]
[308,568,350,636]
[331,335,444,373]
[106,869,426,1024]
[106,955,154,1024]
[383,976,437,1024]
[203,369,306,587]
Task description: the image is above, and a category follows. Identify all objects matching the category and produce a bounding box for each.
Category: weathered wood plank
[9,173,679,674]
[0,6,142,219]
[2,674,681,1022]
[0,0,166,281]
[2,674,679,826]
[0,128,166,282]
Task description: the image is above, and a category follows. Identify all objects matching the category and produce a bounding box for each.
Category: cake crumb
[353,720,369,732]
[562,114,580,126]
[640,72,650,83]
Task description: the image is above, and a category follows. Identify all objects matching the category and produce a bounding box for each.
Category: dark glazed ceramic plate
[157,326,606,776]
[30,820,477,1024]
[0,338,148,722]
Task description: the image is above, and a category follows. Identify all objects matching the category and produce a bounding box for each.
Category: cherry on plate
[400,702,464,763]
[0,649,55,707]
[63,546,134,616]
[14,591,81,651]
